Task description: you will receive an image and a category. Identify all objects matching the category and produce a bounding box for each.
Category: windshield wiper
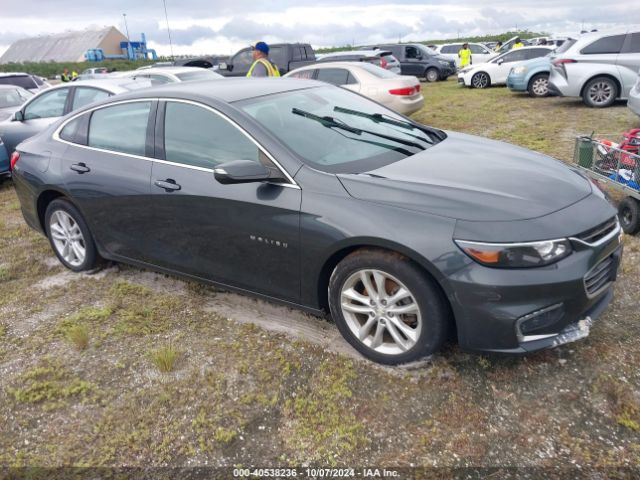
[292,108,427,151]
[334,106,445,142]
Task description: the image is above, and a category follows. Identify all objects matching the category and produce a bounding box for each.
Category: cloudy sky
[1,0,638,57]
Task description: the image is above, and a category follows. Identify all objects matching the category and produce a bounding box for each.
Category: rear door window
[163,101,259,169]
[469,44,487,54]
[23,88,70,120]
[289,69,316,79]
[269,46,286,69]
[499,50,529,63]
[72,87,111,110]
[581,35,626,54]
[88,102,151,156]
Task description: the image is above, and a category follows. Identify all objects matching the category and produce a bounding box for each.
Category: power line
[162,0,175,60]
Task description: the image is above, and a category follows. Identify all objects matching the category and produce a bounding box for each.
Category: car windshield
[175,70,221,82]
[418,45,438,56]
[554,38,576,54]
[0,87,32,108]
[0,76,37,89]
[357,63,398,78]
[237,86,443,173]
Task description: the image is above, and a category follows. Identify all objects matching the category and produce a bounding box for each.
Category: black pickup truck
[218,43,316,77]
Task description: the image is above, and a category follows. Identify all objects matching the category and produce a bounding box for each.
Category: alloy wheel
[588,81,613,105]
[532,77,548,96]
[472,73,489,88]
[340,269,422,355]
[49,210,86,267]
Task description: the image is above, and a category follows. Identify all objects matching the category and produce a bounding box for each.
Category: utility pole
[122,13,131,59]
[162,0,175,60]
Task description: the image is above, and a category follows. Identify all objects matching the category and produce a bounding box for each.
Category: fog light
[517,303,565,340]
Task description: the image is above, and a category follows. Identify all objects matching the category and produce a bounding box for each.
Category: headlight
[512,66,527,75]
[455,238,572,268]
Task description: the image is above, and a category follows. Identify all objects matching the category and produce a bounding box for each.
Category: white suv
[548,29,640,107]
[435,43,496,68]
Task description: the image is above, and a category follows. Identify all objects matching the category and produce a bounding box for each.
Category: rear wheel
[45,198,101,272]
[471,72,490,89]
[583,77,618,108]
[329,249,450,365]
[527,73,550,97]
[619,197,640,235]
[425,68,439,83]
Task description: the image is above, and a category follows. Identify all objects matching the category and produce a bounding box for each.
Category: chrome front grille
[584,255,615,297]
[575,217,618,245]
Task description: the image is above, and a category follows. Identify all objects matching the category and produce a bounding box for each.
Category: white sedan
[285,62,424,116]
[458,46,554,89]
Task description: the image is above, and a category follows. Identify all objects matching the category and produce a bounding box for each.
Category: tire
[527,73,550,97]
[618,197,640,235]
[328,249,450,365]
[582,76,618,108]
[471,72,490,89]
[45,198,101,272]
[425,68,439,83]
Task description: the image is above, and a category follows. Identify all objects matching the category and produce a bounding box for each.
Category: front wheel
[329,249,450,365]
[528,73,550,97]
[583,77,618,108]
[425,68,439,83]
[619,197,640,235]
[45,198,101,272]
[471,72,490,89]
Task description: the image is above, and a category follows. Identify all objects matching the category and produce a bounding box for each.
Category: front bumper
[447,224,623,354]
[507,75,527,92]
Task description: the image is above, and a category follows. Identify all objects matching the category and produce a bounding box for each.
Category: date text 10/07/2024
[232,468,401,478]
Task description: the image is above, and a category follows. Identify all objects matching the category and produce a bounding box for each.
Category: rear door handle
[154,179,181,192]
[70,163,90,174]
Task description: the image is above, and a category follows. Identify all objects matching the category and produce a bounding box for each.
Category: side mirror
[214,160,272,185]
[219,62,230,71]
[497,58,504,65]
[13,111,24,122]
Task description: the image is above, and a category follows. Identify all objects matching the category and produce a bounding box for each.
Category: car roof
[323,50,390,56]
[101,78,322,104]
[48,78,146,93]
[0,72,32,78]
[0,84,29,90]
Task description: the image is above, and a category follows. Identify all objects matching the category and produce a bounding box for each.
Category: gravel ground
[0,79,639,477]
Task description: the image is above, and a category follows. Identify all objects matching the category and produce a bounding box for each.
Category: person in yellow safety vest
[512,37,524,49]
[71,70,79,81]
[61,68,71,83]
[247,42,280,77]
[458,43,472,68]
[494,41,503,52]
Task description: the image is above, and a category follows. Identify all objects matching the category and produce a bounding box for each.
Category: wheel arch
[580,73,621,99]
[36,188,67,232]
[316,239,456,322]
[527,70,550,87]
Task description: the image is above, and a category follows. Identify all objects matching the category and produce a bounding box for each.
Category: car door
[316,68,360,92]
[403,46,424,75]
[59,100,155,261]
[147,100,301,301]
[0,87,71,154]
[492,49,529,84]
[618,32,640,97]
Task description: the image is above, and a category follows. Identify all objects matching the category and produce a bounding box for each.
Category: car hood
[337,131,592,222]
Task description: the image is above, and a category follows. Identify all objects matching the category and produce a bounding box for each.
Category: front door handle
[154,179,181,192]
[70,163,90,174]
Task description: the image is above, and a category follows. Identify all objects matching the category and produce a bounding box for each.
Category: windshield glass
[237,86,442,173]
[0,87,32,108]
[175,70,222,82]
[418,45,438,56]
[554,38,576,54]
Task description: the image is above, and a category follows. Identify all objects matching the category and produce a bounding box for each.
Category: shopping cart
[573,135,640,235]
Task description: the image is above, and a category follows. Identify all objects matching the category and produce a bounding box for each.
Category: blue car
[0,138,9,181]
[507,56,552,97]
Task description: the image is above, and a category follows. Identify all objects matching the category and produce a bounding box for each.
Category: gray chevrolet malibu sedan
[11,78,623,365]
